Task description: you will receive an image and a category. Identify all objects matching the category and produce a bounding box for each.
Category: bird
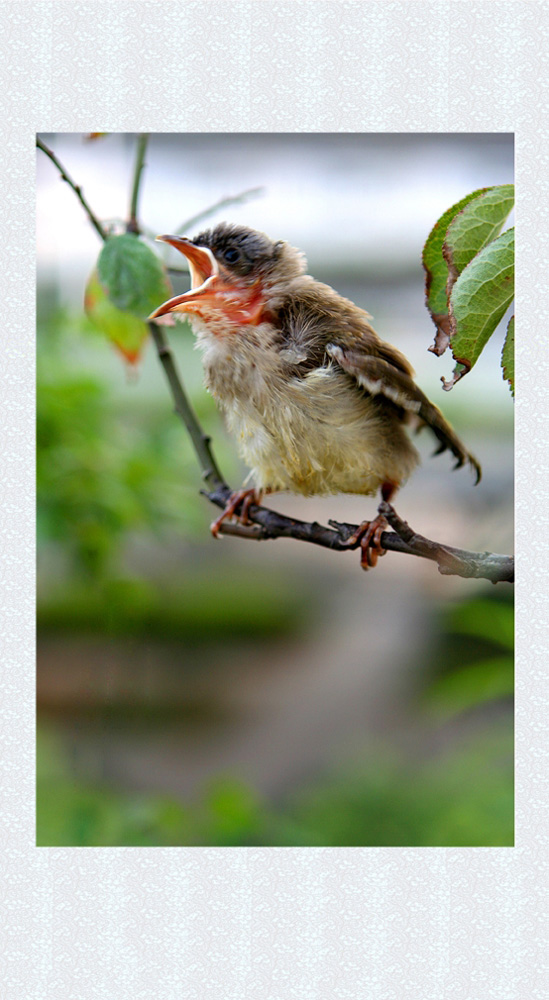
[149,223,481,568]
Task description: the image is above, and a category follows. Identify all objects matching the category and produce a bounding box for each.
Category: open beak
[148,236,220,319]
[148,234,266,327]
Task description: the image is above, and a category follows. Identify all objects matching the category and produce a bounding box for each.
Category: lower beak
[148,236,220,319]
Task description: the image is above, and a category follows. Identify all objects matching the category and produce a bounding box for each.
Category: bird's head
[148,223,306,328]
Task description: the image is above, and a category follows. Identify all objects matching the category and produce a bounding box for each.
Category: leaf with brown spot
[84,269,150,365]
[422,187,492,355]
[442,228,514,390]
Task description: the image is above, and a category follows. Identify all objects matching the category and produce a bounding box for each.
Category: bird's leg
[341,481,397,570]
[210,488,262,538]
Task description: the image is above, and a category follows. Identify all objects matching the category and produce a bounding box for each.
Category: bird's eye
[224,247,240,263]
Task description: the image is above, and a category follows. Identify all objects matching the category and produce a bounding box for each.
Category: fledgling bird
[149,223,481,568]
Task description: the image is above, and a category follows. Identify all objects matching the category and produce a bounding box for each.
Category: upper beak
[148,236,219,319]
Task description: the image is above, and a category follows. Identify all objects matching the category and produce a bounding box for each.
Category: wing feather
[327,344,481,483]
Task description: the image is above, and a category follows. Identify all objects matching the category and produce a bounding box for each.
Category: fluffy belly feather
[221,366,419,497]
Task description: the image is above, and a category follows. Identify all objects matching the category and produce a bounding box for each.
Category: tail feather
[408,393,481,483]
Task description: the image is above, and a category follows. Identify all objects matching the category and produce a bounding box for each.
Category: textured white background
[1,1,547,997]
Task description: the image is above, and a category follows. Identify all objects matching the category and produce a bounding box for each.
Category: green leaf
[443,227,514,389]
[422,187,493,352]
[502,315,515,396]
[422,185,514,357]
[84,269,149,364]
[443,184,514,284]
[97,234,172,320]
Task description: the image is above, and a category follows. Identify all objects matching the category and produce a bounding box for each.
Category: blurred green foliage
[37,583,513,847]
[38,570,310,641]
[37,307,217,579]
[37,306,314,638]
[37,721,512,847]
[36,300,513,851]
[276,726,513,847]
[36,585,513,849]
[425,589,513,720]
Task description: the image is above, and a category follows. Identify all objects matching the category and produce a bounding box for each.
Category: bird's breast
[192,317,419,496]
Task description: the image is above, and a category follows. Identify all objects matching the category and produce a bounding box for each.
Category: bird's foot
[345,514,389,570]
[210,488,262,538]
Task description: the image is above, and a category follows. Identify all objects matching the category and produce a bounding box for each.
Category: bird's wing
[326,343,481,483]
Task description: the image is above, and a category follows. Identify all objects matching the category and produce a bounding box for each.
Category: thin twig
[175,187,265,235]
[148,322,225,491]
[378,503,514,582]
[36,137,108,242]
[127,133,149,234]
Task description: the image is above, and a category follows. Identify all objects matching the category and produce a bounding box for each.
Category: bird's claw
[210,488,261,538]
[344,515,389,570]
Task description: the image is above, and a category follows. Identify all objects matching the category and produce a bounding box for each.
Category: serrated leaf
[442,227,514,389]
[502,316,514,396]
[443,185,514,288]
[84,269,149,364]
[422,187,493,354]
[97,234,173,320]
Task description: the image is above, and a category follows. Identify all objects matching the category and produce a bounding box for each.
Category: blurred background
[37,133,514,846]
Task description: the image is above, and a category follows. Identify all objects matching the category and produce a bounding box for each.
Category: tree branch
[127,133,149,234]
[200,486,513,583]
[148,321,225,492]
[36,137,108,242]
[378,503,514,583]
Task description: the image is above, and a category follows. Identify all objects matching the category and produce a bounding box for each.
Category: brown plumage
[149,223,480,566]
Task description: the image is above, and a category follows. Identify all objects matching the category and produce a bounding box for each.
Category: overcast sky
[37,132,513,272]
